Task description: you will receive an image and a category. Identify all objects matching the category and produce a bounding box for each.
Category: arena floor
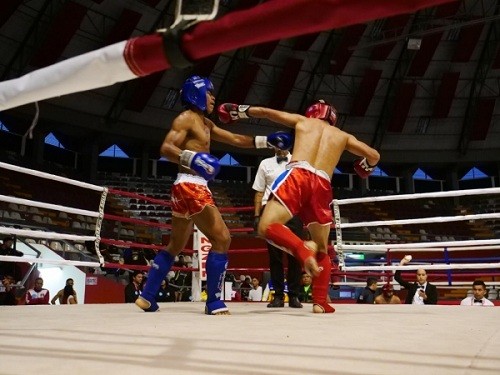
[2,302,499,375]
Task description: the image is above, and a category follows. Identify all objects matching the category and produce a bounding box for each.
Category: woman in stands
[51,281,78,305]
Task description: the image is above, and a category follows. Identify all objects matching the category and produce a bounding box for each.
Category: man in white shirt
[253,149,303,308]
[248,277,263,302]
[460,280,495,306]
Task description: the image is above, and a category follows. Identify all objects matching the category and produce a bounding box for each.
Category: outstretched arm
[210,123,256,148]
[218,103,303,129]
[213,112,294,150]
[247,107,305,129]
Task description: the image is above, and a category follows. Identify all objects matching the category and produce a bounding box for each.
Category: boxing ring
[2,303,499,375]
[1,161,500,375]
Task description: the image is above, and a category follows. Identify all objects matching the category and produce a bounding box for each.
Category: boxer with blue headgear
[180,75,214,111]
[135,75,294,315]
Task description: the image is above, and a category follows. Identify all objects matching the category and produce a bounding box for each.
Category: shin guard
[265,223,313,264]
[312,252,335,313]
[137,251,174,312]
[205,252,229,314]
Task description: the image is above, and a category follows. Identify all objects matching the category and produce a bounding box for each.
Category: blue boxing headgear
[180,75,214,111]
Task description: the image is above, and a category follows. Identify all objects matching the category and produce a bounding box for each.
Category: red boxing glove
[354,158,376,179]
[217,103,250,124]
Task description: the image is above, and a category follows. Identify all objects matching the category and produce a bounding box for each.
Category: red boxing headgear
[305,99,337,126]
[382,283,394,297]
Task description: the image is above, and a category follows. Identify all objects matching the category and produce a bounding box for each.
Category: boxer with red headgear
[217,101,380,313]
[305,99,337,126]
[375,283,401,304]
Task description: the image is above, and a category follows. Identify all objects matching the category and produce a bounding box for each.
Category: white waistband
[174,173,208,186]
[287,161,330,181]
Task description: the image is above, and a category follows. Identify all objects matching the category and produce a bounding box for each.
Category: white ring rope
[0,162,104,192]
[345,262,500,272]
[1,162,498,275]
[339,239,500,251]
[334,186,500,205]
[0,255,100,268]
[339,212,500,229]
[0,227,95,242]
[94,188,108,264]
[332,185,500,272]
[1,161,109,265]
[0,194,100,218]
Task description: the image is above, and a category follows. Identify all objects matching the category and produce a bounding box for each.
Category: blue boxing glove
[179,150,220,180]
[254,131,293,150]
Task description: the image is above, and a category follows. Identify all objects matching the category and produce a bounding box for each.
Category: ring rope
[345,262,500,272]
[340,239,500,251]
[0,227,95,242]
[334,186,500,205]
[0,255,100,268]
[94,187,108,264]
[333,203,344,268]
[0,193,100,218]
[108,188,172,206]
[0,161,104,192]
[339,212,500,229]
[103,213,172,229]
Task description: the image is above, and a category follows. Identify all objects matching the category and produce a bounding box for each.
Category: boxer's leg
[312,252,335,314]
[136,250,174,312]
[204,252,230,315]
[265,223,320,277]
[136,216,192,312]
[192,205,231,315]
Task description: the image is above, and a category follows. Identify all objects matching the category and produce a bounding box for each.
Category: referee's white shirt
[252,153,291,205]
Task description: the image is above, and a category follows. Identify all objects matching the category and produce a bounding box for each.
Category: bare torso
[176,111,213,175]
[292,119,348,179]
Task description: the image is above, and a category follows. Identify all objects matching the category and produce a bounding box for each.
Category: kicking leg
[258,200,320,277]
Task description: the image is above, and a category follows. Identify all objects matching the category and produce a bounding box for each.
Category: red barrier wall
[84,275,125,304]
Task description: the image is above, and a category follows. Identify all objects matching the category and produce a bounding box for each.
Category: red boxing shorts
[271,161,332,226]
[171,173,216,219]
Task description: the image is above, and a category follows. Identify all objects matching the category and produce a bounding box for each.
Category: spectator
[25,277,50,305]
[156,278,177,303]
[64,284,77,304]
[298,272,313,303]
[0,274,17,306]
[51,278,78,305]
[0,236,22,256]
[123,247,148,266]
[0,236,23,282]
[460,280,494,307]
[394,256,438,305]
[253,149,303,309]
[374,283,401,304]
[248,277,263,302]
[239,276,251,301]
[356,277,378,304]
[124,270,144,303]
